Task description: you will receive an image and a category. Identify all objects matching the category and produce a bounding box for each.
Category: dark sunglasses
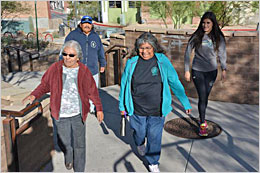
[62,52,76,57]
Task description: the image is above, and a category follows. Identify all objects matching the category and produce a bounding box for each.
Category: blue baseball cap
[81,15,93,24]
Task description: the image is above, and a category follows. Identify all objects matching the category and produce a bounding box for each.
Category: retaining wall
[108,26,259,104]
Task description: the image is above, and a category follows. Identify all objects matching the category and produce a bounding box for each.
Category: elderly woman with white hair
[23,40,104,172]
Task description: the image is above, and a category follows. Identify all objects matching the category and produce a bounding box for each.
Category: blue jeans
[130,114,165,165]
[53,114,86,172]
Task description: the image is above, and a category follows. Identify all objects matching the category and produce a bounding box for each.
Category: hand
[185,109,191,114]
[120,111,125,116]
[221,70,226,83]
[96,111,104,123]
[22,95,36,105]
[185,71,191,82]
[100,67,105,73]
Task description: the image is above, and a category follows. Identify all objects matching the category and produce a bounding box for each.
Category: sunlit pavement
[3,72,258,172]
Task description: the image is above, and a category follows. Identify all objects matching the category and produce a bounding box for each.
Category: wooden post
[105,53,109,87]
[29,54,33,71]
[2,115,19,171]
[17,49,22,71]
[118,49,121,85]
[6,48,13,72]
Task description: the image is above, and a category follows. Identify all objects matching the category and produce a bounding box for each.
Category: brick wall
[3,2,49,19]
[107,26,259,104]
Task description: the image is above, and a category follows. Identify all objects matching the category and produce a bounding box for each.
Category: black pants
[192,69,217,123]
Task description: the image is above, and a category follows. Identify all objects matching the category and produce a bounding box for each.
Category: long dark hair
[189,11,225,51]
[131,32,166,57]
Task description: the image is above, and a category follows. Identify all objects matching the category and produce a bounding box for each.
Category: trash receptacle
[59,23,65,37]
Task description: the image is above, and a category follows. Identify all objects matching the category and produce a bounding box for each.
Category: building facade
[1,1,69,34]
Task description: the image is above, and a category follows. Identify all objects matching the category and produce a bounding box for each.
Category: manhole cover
[164,117,222,139]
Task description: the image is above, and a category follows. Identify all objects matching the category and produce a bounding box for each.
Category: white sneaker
[149,164,160,172]
[137,144,146,156]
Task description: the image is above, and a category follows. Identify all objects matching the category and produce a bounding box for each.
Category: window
[109,1,121,8]
[129,1,141,8]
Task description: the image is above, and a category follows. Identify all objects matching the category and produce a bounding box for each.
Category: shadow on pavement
[212,129,257,172]
[99,89,149,171]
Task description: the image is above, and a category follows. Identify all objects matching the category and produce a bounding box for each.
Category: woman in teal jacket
[119,32,192,172]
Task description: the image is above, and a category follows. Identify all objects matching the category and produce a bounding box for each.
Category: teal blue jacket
[119,53,192,117]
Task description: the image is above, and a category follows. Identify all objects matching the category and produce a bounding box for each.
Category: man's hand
[185,71,191,82]
[96,111,104,123]
[100,67,105,73]
[22,95,36,105]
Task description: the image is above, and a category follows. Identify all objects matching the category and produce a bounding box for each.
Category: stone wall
[108,26,259,105]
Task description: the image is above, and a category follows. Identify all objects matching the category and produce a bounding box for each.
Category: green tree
[251,1,259,12]
[149,1,196,29]
[166,1,195,29]
[208,1,235,28]
[192,1,212,18]
[1,1,31,19]
[209,1,259,28]
[149,2,169,28]
[148,1,258,29]
[67,1,100,21]
[149,1,168,28]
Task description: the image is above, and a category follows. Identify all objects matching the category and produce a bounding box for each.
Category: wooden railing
[104,45,129,86]
[1,101,43,171]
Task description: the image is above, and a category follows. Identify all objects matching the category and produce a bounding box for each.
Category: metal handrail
[4,45,40,59]
[4,45,40,72]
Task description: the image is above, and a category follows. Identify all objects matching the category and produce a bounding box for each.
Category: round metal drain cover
[164,117,222,139]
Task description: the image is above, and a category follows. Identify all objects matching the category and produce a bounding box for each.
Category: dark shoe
[65,162,73,170]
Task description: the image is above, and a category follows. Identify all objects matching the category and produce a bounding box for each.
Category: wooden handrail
[1,101,43,118]
[105,45,129,56]
[2,101,43,171]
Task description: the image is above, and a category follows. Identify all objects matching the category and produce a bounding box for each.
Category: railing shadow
[1,94,54,172]
[212,129,258,172]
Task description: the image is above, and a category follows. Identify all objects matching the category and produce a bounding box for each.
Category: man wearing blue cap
[64,15,106,114]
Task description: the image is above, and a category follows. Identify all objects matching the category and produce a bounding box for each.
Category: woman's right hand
[120,111,125,116]
[22,95,36,105]
[185,71,191,82]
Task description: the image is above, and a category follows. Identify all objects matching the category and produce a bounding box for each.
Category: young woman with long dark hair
[184,12,227,136]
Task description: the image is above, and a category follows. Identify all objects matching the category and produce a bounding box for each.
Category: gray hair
[61,40,83,60]
[131,32,165,56]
